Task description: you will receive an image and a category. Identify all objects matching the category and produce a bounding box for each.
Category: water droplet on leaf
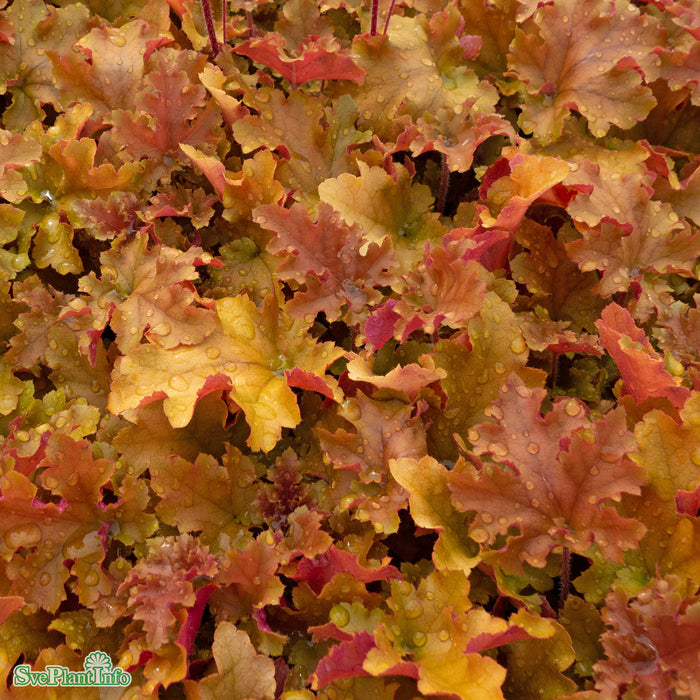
[564,399,581,416]
[510,336,527,354]
[412,631,427,647]
[471,527,489,543]
[527,442,540,455]
[168,375,189,392]
[5,524,43,550]
[488,441,508,457]
[330,605,350,627]
[404,600,423,619]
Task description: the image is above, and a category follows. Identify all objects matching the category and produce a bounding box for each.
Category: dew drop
[481,512,494,524]
[488,441,509,457]
[39,572,51,586]
[471,527,489,543]
[526,442,540,455]
[5,524,42,550]
[339,399,362,424]
[467,428,480,443]
[510,336,527,354]
[205,346,221,360]
[330,605,350,627]
[599,448,619,463]
[168,375,189,392]
[564,399,581,416]
[397,580,412,595]
[515,384,531,398]
[150,322,172,337]
[485,404,504,421]
[412,631,427,647]
[236,317,256,341]
[404,600,424,619]
[438,629,450,642]
[108,30,127,47]
[84,570,100,587]
[545,247,559,268]
[525,480,535,490]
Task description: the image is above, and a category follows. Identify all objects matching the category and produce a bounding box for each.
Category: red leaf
[177,583,217,653]
[596,302,691,408]
[208,535,284,622]
[311,631,375,688]
[364,301,402,350]
[235,33,364,87]
[292,546,400,595]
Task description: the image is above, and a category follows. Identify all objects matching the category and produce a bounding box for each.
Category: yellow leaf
[632,393,700,500]
[109,295,344,452]
[198,622,276,700]
[390,456,480,572]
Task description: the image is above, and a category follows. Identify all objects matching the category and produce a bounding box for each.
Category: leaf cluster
[1,0,699,697]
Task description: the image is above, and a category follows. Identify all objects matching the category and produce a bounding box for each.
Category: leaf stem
[200,0,220,56]
[246,9,257,37]
[222,0,227,46]
[382,0,397,35]
[437,152,450,215]
[559,546,571,609]
[370,0,378,36]
[551,351,559,389]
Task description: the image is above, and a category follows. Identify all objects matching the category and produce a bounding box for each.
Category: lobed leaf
[109,295,344,452]
[448,376,645,571]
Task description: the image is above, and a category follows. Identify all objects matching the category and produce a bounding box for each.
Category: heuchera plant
[0,0,699,696]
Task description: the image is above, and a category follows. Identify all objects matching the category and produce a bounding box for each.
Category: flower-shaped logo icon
[83,651,112,671]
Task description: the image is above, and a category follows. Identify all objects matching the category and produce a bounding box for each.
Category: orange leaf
[257,201,395,321]
[235,33,364,87]
[566,165,700,296]
[595,577,700,699]
[0,434,115,612]
[0,0,91,127]
[596,302,691,408]
[448,376,645,571]
[508,0,662,142]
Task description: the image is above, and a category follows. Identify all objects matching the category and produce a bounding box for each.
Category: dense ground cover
[1,0,699,696]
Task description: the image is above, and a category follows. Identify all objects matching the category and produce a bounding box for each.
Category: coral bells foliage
[2,0,700,698]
